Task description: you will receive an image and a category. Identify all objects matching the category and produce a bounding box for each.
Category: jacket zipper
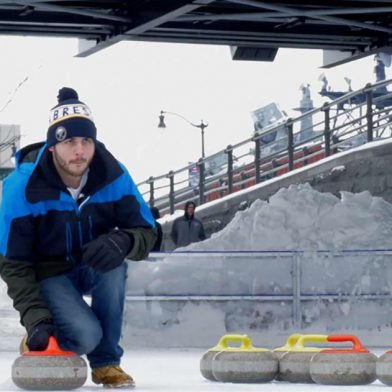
[66,195,91,263]
[76,196,91,249]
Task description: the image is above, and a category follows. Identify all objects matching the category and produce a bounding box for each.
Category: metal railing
[126,249,392,332]
[138,80,392,216]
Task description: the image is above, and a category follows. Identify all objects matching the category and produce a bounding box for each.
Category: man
[170,201,206,248]
[0,87,156,389]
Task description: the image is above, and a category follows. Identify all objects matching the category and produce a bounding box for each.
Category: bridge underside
[1,1,392,64]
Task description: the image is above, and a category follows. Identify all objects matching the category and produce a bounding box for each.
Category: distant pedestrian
[171,201,206,248]
[150,207,163,251]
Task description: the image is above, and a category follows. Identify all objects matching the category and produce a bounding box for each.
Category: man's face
[187,204,195,217]
[49,137,95,179]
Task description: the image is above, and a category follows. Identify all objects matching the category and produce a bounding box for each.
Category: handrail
[139,79,392,215]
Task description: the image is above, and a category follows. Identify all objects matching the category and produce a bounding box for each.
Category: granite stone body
[12,354,87,390]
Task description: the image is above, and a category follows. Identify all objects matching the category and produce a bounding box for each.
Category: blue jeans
[39,262,127,368]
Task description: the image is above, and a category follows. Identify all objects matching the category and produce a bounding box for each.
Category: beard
[52,150,92,178]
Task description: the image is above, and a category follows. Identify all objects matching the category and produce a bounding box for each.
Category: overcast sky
[0,36,384,184]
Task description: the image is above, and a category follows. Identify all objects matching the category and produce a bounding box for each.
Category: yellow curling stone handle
[289,334,328,352]
[211,334,269,352]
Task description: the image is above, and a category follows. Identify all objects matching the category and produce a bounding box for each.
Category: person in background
[150,207,163,251]
[0,87,156,389]
[171,201,206,248]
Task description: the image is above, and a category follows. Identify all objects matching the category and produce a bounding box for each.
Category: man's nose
[74,142,84,155]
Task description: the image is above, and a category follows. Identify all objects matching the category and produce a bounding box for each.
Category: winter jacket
[171,214,205,248]
[0,141,156,331]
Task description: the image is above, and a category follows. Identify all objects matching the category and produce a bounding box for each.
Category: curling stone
[310,334,377,385]
[200,335,232,381]
[12,336,87,390]
[377,350,392,385]
[273,333,302,380]
[279,334,328,383]
[211,334,278,383]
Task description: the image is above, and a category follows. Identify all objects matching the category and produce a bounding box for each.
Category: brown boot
[19,335,29,355]
[92,365,135,389]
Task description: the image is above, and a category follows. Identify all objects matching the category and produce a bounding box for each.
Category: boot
[19,335,29,354]
[92,365,135,389]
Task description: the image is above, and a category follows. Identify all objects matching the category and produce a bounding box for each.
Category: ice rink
[0,348,389,392]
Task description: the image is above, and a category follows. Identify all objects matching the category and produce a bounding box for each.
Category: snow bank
[184,183,392,251]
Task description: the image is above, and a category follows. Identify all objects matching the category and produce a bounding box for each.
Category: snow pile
[1,183,392,350]
[185,183,392,251]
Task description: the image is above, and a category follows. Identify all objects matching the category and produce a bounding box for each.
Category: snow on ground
[0,349,389,391]
[183,183,392,251]
[135,183,392,347]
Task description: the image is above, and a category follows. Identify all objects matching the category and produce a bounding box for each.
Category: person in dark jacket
[0,87,156,389]
[150,207,163,251]
[170,201,206,248]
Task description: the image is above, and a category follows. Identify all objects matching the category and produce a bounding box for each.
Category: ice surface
[0,349,389,391]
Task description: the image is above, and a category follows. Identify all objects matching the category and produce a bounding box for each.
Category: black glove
[27,320,55,351]
[82,230,133,272]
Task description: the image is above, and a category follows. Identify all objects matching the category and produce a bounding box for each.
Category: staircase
[138,79,392,217]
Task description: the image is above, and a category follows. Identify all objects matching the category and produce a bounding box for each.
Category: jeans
[39,262,127,368]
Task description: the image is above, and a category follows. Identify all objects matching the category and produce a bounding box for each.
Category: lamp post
[158,110,208,158]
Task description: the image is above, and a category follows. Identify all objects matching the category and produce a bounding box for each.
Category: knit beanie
[46,87,97,147]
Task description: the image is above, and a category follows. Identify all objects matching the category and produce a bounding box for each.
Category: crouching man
[0,87,156,389]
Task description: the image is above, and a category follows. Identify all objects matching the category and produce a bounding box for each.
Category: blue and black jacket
[0,141,156,331]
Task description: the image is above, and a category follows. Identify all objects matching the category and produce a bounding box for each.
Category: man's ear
[48,146,54,152]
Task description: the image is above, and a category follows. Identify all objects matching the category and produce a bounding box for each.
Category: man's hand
[27,320,55,351]
[82,230,133,272]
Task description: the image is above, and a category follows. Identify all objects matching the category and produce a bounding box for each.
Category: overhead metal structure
[0,1,392,65]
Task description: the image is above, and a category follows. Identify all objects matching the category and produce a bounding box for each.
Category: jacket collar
[22,141,123,203]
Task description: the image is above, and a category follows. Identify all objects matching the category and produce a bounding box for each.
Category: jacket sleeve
[0,255,52,332]
[0,175,52,332]
[123,227,157,260]
[114,166,158,260]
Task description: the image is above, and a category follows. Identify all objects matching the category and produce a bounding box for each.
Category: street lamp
[158,110,208,158]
